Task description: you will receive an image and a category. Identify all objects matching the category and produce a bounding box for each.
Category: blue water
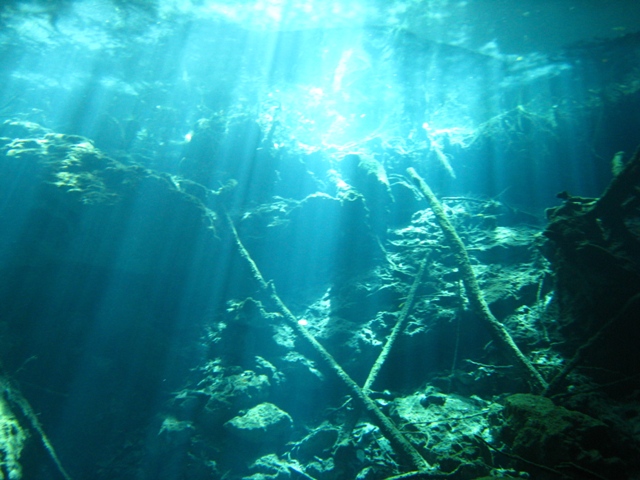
[1,1,640,479]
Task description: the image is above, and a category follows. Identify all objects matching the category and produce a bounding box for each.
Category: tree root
[543,147,640,395]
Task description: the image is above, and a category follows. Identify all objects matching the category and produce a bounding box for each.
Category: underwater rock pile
[542,149,640,392]
[496,394,628,478]
[1,120,640,479]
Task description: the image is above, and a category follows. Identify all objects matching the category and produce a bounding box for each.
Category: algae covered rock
[224,403,293,443]
[340,153,393,234]
[498,393,627,477]
[0,121,223,277]
[0,395,28,480]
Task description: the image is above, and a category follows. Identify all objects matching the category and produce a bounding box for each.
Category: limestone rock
[224,403,293,443]
[499,394,627,477]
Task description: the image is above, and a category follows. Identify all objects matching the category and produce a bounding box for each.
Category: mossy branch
[364,259,427,393]
[407,168,548,393]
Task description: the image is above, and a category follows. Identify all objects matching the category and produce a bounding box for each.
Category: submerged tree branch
[364,259,427,393]
[407,167,548,393]
[225,213,432,473]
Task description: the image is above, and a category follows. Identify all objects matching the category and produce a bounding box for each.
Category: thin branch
[474,435,564,477]
[364,259,427,392]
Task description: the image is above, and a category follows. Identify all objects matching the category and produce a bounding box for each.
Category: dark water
[1,1,640,479]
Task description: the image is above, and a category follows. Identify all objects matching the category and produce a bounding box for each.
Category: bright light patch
[265,5,282,22]
[309,87,324,101]
[297,318,308,326]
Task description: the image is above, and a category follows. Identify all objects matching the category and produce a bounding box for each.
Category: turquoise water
[1,1,639,479]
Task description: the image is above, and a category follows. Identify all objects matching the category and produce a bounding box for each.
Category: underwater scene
[1,0,640,479]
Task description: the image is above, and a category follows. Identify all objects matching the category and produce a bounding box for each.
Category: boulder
[224,403,293,443]
[498,394,628,477]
